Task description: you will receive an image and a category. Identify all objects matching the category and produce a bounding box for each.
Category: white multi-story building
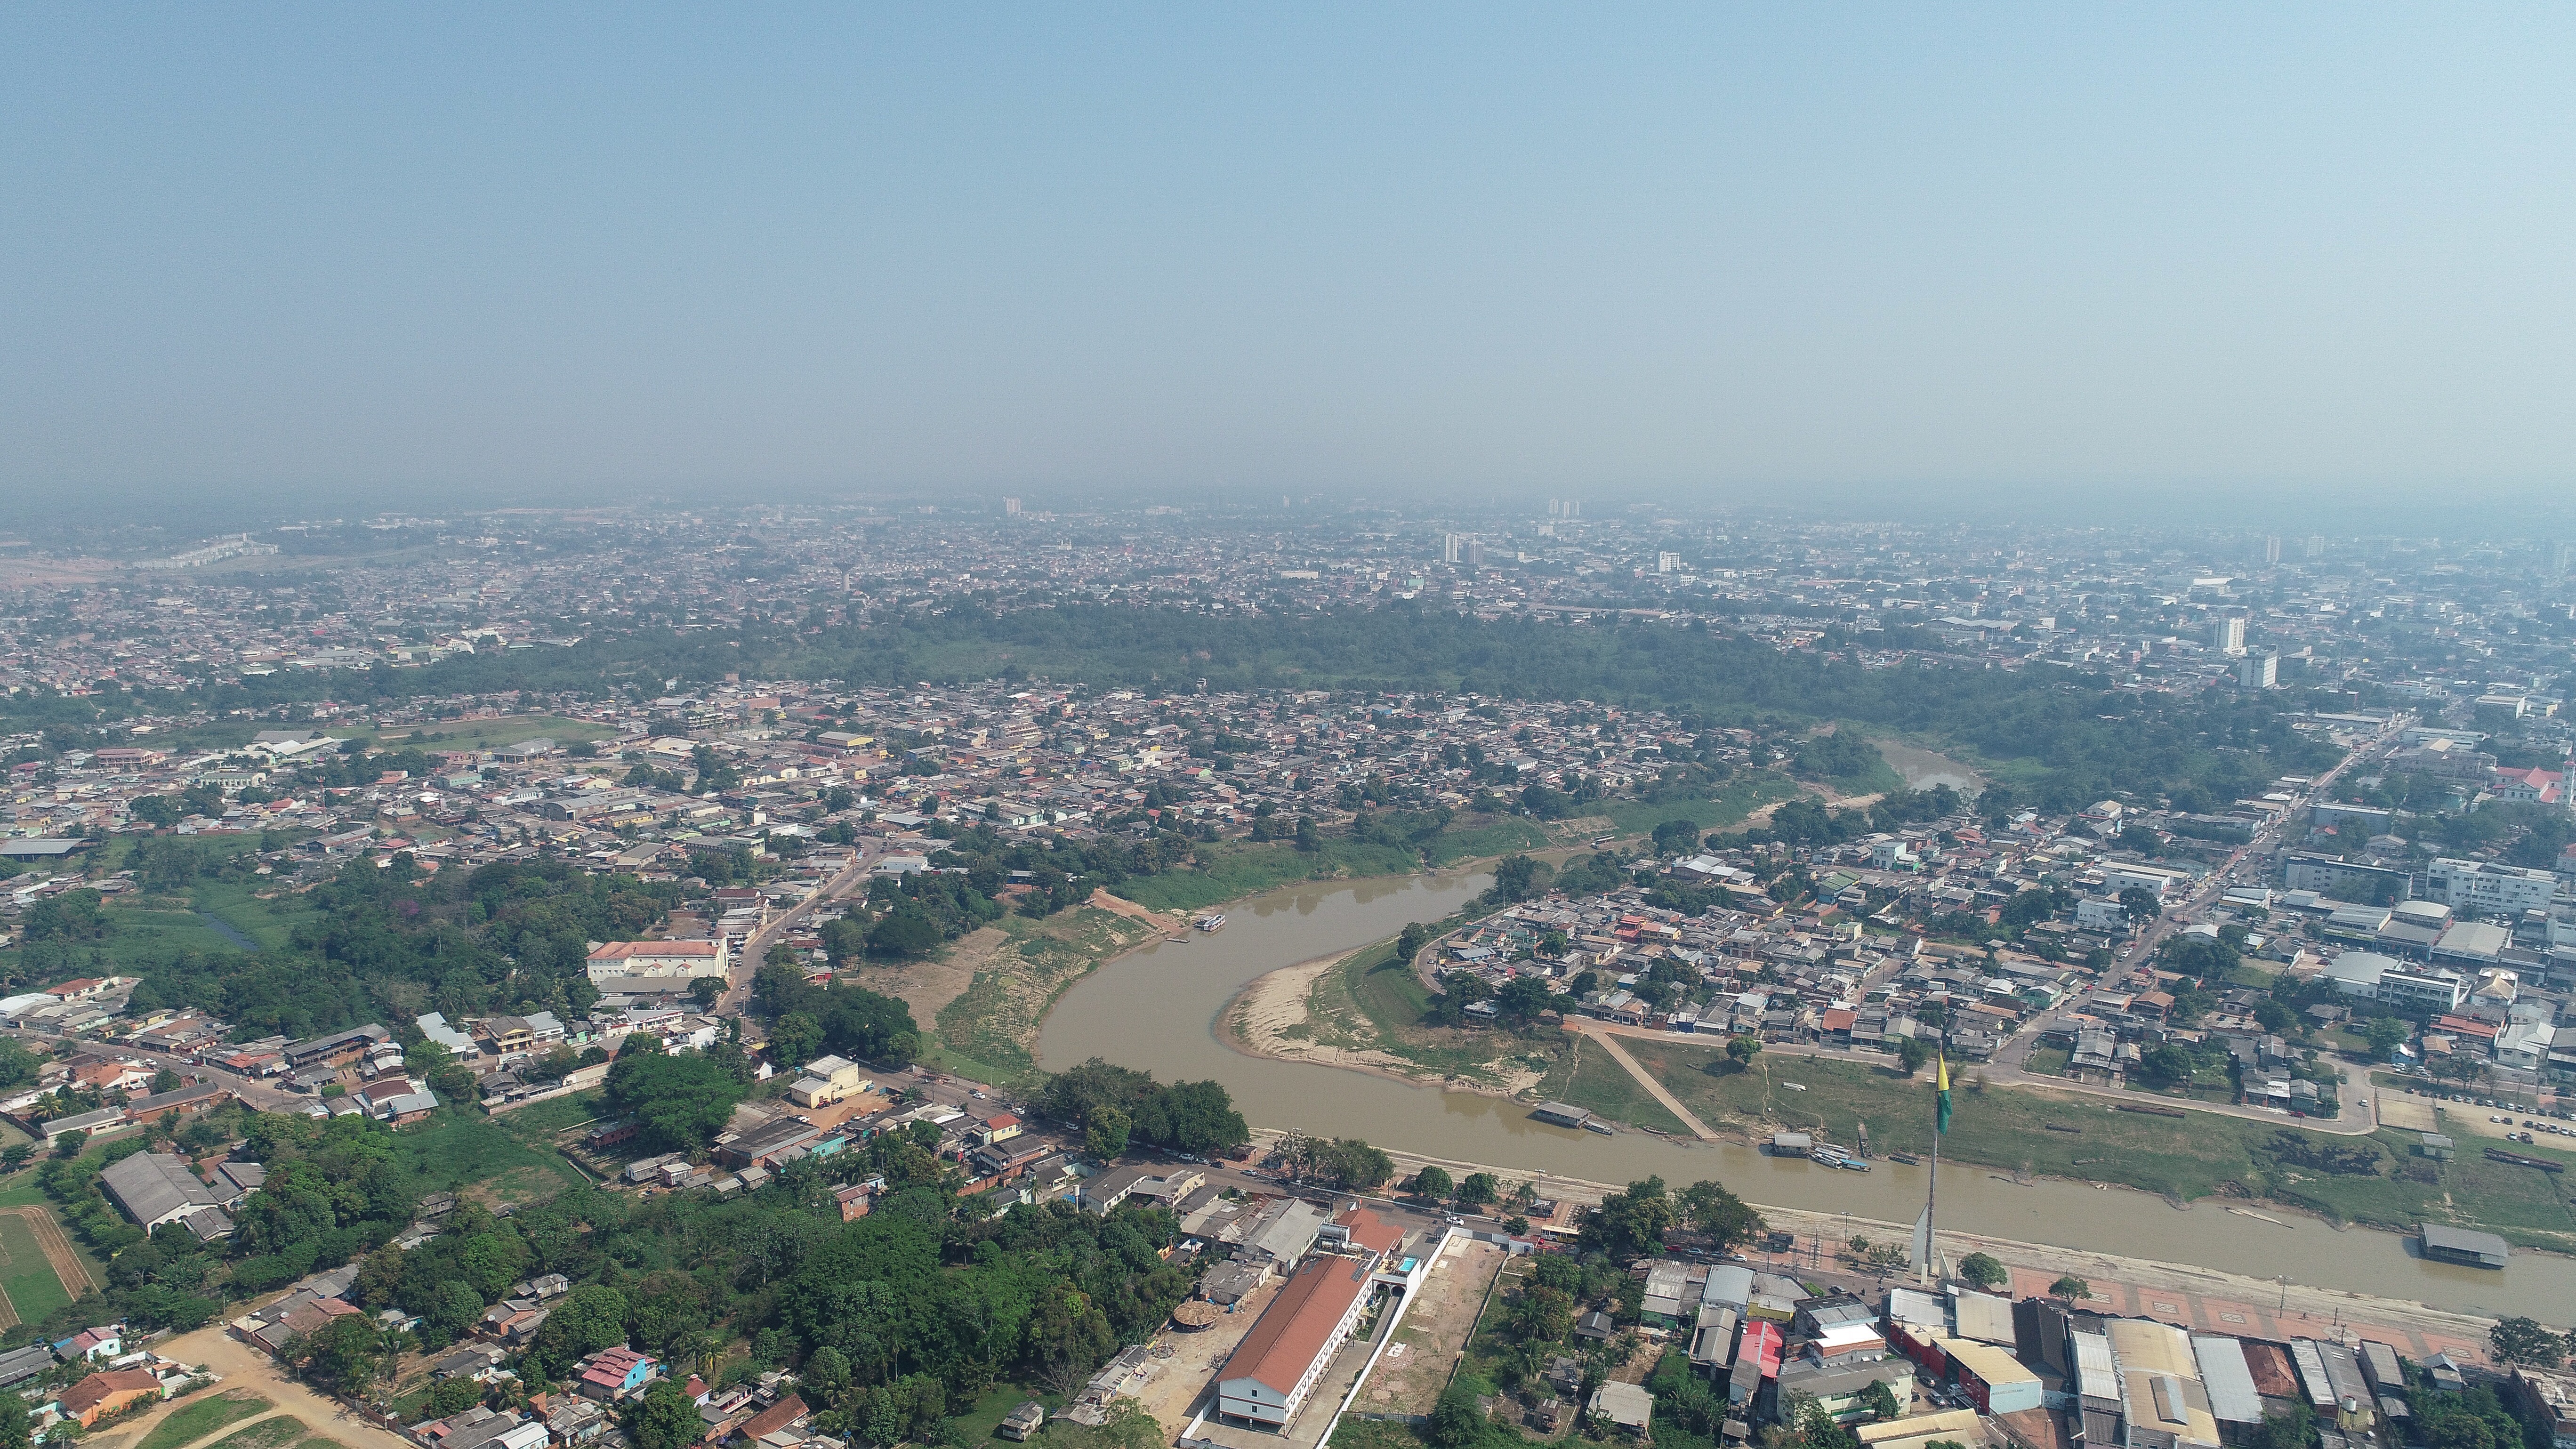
[2209,613,2247,656]
[2428,858,2561,918]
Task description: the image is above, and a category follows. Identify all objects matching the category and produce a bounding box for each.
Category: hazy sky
[7,5,2574,521]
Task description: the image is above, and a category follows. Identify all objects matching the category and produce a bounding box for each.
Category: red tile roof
[1218,1256,1372,1397]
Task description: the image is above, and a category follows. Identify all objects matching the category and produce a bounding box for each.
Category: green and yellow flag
[1935,1047,1952,1135]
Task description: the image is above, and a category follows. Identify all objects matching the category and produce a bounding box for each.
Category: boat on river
[1194,913,1227,932]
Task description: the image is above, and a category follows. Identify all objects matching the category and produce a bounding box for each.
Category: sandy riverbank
[1220,943,1550,1097]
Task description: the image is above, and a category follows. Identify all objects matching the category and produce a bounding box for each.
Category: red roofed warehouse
[1215,1256,1376,1428]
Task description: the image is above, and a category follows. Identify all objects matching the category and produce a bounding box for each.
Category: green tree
[2361,1017,2409,1060]
[1455,1172,1497,1207]
[2049,1275,2091,1300]
[625,1379,706,1449]
[1492,855,1541,902]
[1857,1379,1901,1422]
[427,1377,486,1417]
[867,903,942,959]
[2490,1316,2566,1367]
[2139,1044,2197,1084]
[1511,1284,1575,1344]
[1086,1106,1130,1160]
[1725,1034,1762,1068]
[1896,1037,1934,1077]
[1956,1253,2007,1292]
[1677,1179,1764,1252]
[22,888,107,942]
[604,1051,747,1152]
[129,796,183,828]
[1395,921,1431,963]
[690,975,726,1008]
[297,1314,384,1394]
[1411,1165,1454,1199]
[1582,1176,1676,1258]
[766,1013,823,1071]
[2117,887,2162,924]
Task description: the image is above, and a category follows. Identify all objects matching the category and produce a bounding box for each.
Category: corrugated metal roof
[2191,1336,2263,1425]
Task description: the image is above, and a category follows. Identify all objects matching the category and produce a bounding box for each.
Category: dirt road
[1567,1023,1720,1140]
[122,1329,418,1449]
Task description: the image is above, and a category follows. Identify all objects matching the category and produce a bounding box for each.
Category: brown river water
[1038,871,2573,1319]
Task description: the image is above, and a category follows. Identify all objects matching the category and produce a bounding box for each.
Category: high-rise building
[1442,533,1463,564]
[1464,538,1484,567]
[1003,497,1021,517]
[2238,652,2278,689]
[1657,552,1682,574]
[2304,535,2326,559]
[2209,613,2247,655]
[2263,536,2281,564]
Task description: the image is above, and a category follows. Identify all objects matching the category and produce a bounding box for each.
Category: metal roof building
[2190,1336,2263,1435]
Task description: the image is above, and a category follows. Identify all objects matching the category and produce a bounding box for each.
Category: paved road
[716,849,878,1017]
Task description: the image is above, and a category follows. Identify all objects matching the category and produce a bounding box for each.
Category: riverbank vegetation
[1567,1046,2576,1251]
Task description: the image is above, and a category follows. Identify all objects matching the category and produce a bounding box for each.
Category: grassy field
[1288,939,1565,1089]
[1582,777,1798,839]
[1582,1043,2576,1248]
[0,1211,75,1322]
[928,907,1160,1082]
[95,902,254,966]
[1529,1034,1688,1136]
[394,1111,593,1206]
[947,1384,1064,1442]
[1118,837,1450,913]
[204,1418,312,1449]
[134,1393,274,1449]
[190,879,323,952]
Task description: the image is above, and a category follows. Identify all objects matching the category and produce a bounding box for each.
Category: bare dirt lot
[1360,1237,1507,1417]
[92,1330,414,1449]
[872,927,1000,1032]
[1135,1275,1285,1433]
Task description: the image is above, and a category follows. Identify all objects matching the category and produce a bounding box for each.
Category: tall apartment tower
[2263,536,2282,564]
[1003,497,1022,517]
[2304,535,2326,559]
[2238,652,2278,689]
[1464,538,1485,567]
[2210,613,2248,655]
[1442,533,1463,564]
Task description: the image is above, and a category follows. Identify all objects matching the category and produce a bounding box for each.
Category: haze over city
[4,14,2576,1449]
[8,6,2576,527]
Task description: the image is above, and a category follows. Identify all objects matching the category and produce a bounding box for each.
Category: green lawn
[1285,938,1562,1089]
[189,879,323,953]
[392,1111,591,1204]
[1530,1033,1687,1137]
[1585,777,1799,839]
[204,1417,311,1449]
[0,1211,73,1322]
[1611,1043,2576,1249]
[1118,837,1441,913]
[135,1393,274,1449]
[947,1383,1063,1443]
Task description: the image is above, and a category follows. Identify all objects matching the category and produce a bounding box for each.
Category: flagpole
[1924,1104,1938,1285]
